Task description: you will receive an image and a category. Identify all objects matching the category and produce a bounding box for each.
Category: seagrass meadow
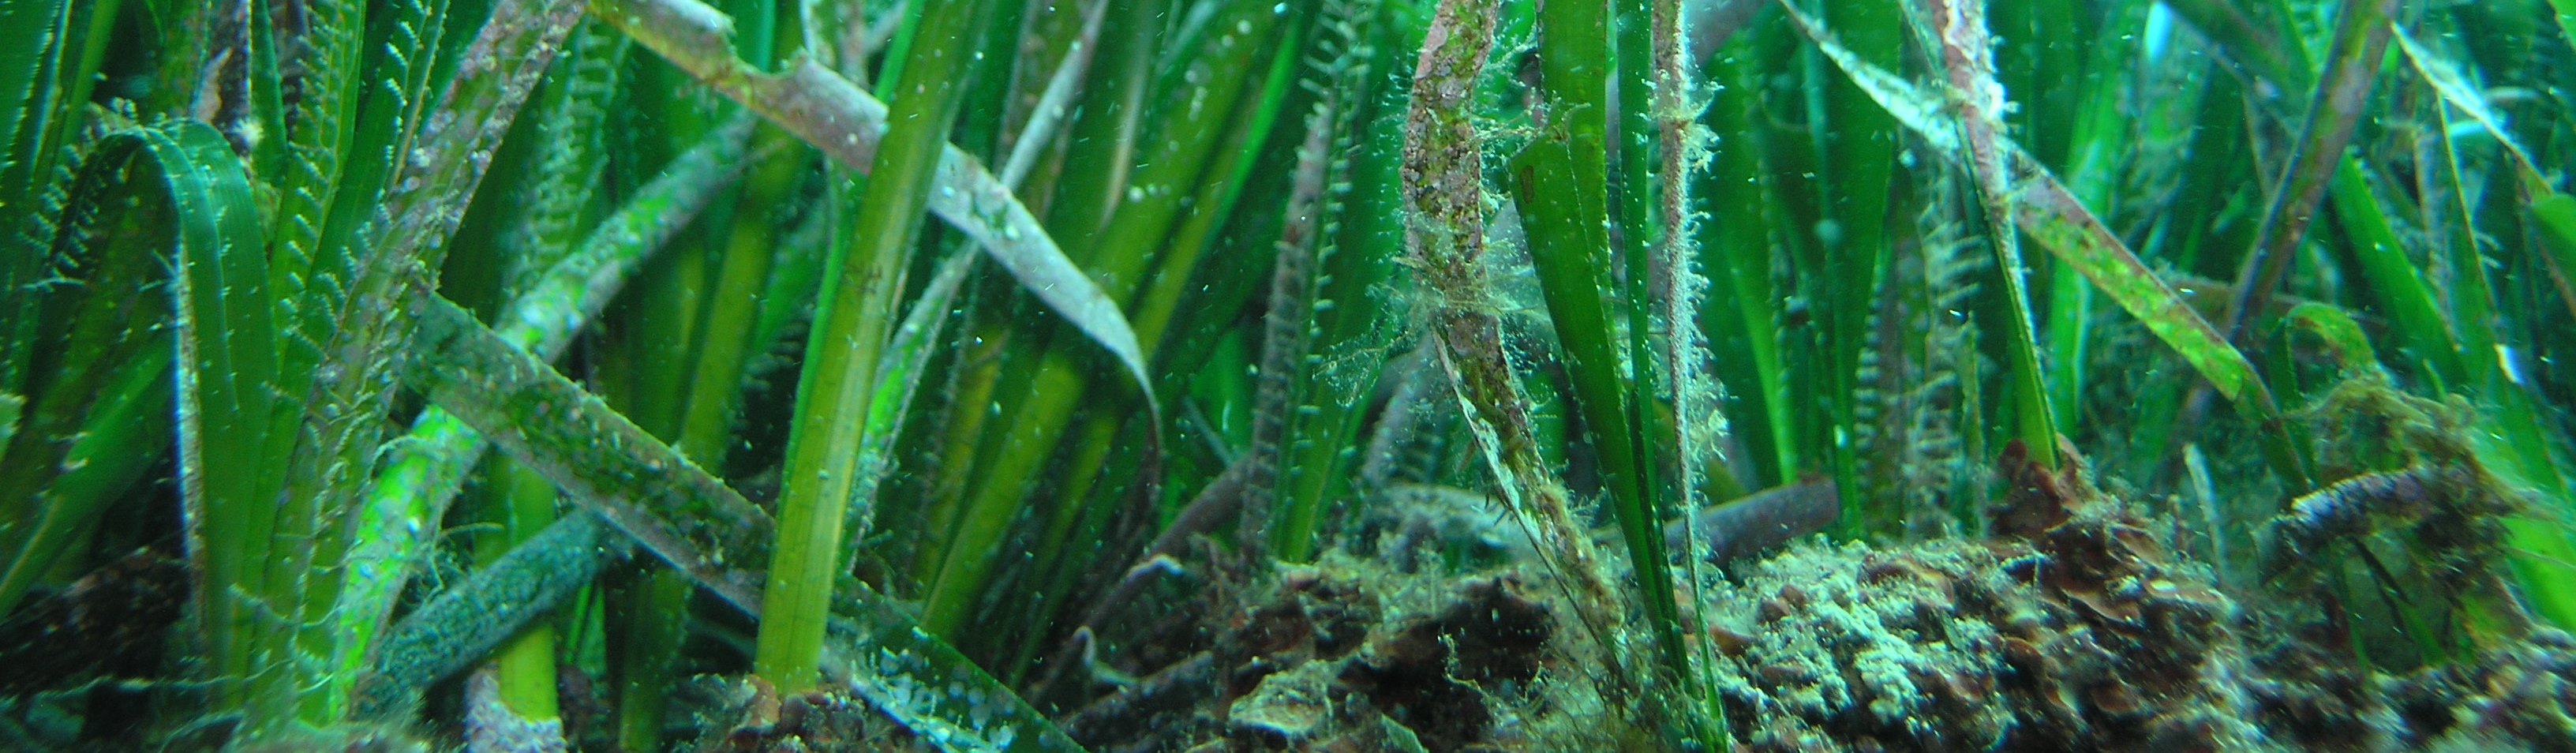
[8,0,2576,749]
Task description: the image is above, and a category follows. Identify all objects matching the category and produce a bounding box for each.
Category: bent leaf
[405,293,773,614]
[2284,302,2380,375]
[402,291,1084,751]
[1780,2,2268,414]
[335,118,755,690]
[593,0,1159,419]
[2393,24,2548,194]
[42,122,279,679]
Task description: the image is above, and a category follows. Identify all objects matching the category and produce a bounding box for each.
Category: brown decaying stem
[2218,0,2400,349]
[1401,0,1623,643]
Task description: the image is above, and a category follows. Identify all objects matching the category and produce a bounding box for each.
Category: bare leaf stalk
[1651,0,1731,740]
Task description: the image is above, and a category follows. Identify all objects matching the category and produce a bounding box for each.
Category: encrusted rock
[1705,442,2263,751]
[1702,436,2576,751]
